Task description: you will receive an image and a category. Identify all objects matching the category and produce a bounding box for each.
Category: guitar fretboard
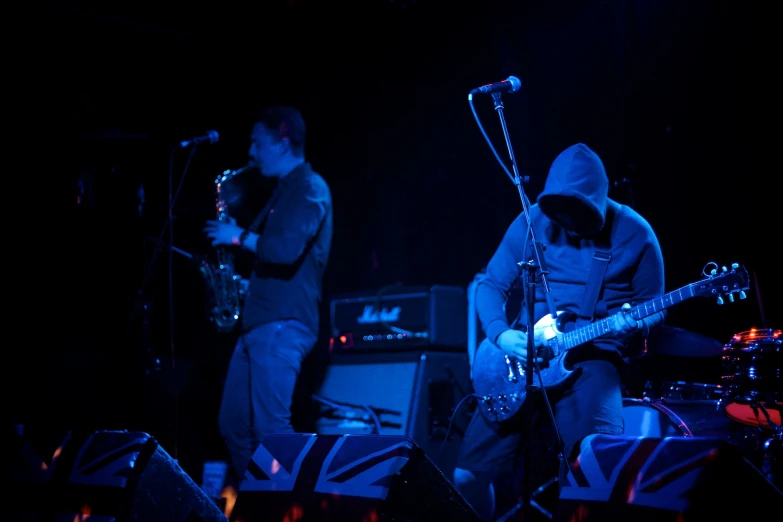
[558,284,696,351]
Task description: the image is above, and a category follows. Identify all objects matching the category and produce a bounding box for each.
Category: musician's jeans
[455,358,624,476]
[218,319,317,479]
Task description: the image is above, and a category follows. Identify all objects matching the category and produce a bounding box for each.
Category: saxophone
[199,163,255,332]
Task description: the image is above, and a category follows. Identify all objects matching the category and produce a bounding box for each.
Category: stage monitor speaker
[312,351,473,480]
[230,433,481,522]
[553,434,783,521]
[10,427,227,522]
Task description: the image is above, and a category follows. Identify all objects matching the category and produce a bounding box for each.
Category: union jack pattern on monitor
[560,435,741,513]
[241,433,414,500]
[66,431,154,489]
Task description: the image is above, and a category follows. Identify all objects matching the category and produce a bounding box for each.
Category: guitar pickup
[540,344,557,359]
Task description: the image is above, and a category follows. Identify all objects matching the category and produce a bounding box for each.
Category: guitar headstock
[693,262,750,304]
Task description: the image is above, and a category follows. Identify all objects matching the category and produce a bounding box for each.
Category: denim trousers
[218,319,317,478]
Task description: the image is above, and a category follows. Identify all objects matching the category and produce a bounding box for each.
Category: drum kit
[625,326,782,489]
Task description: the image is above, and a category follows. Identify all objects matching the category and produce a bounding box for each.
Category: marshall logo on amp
[356,305,402,324]
[330,285,467,352]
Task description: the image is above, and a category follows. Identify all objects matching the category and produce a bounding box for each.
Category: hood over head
[537,143,609,235]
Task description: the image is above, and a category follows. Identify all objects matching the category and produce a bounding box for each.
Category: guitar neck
[558,285,695,351]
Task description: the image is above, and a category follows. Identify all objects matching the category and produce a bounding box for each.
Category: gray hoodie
[477,143,666,358]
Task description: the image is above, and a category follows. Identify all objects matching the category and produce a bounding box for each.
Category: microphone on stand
[469,76,522,95]
[179,130,219,148]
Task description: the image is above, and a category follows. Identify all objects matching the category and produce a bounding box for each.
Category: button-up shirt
[242,162,333,335]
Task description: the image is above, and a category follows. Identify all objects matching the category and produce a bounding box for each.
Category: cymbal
[644,325,724,357]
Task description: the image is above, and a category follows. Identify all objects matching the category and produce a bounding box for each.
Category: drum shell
[621,398,732,439]
[721,328,782,401]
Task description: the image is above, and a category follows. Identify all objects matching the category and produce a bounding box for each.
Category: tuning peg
[740,290,747,299]
[729,293,735,302]
[731,263,739,269]
[710,268,717,276]
[722,265,728,272]
[717,296,725,305]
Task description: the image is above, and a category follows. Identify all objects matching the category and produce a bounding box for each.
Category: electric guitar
[472,263,750,425]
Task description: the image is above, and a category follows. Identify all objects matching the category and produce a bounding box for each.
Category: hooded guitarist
[452,143,666,522]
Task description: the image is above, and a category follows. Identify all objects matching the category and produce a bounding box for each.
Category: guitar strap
[576,202,618,323]
[577,248,611,323]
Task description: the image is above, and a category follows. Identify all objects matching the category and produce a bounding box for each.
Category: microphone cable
[468,93,529,186]
[436,393,480,467]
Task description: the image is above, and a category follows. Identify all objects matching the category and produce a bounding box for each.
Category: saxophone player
[203,106,333,483]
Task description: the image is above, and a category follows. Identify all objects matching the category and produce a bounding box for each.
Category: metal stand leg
[494,476,557,521]
[757,402,783,490]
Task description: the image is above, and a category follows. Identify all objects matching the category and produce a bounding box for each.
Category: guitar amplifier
[329,285,467,352]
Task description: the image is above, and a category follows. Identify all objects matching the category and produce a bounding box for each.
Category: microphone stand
[124,143,200,462]
[489,92,564,521]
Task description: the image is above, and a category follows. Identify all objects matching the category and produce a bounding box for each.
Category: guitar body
[472,312,582,425]
[470,262,750,426]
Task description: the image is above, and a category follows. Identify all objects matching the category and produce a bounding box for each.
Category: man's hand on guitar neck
[608,303,641,339]
[496,329,545,368]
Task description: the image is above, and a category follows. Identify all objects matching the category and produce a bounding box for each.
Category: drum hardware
[623,327,782,487]
[617,327,782,491]
[657,380,726,403]
[744,400,783,488]
[762,428,783,489]
[721,328,782,428]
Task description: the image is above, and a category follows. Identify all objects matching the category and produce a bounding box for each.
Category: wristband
[238,229,251,247]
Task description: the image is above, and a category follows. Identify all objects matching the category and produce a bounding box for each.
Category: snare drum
[722,328,782,428]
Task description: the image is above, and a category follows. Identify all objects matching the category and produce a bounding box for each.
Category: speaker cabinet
[10,428,226,522]
[230,433,481,522]
[554,434,783,521]
[312,351,473,480]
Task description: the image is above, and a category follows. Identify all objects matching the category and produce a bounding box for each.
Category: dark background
[14,0,777,484]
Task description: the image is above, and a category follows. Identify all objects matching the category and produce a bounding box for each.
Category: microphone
[469,76,522,95]
[179,130,219,148]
